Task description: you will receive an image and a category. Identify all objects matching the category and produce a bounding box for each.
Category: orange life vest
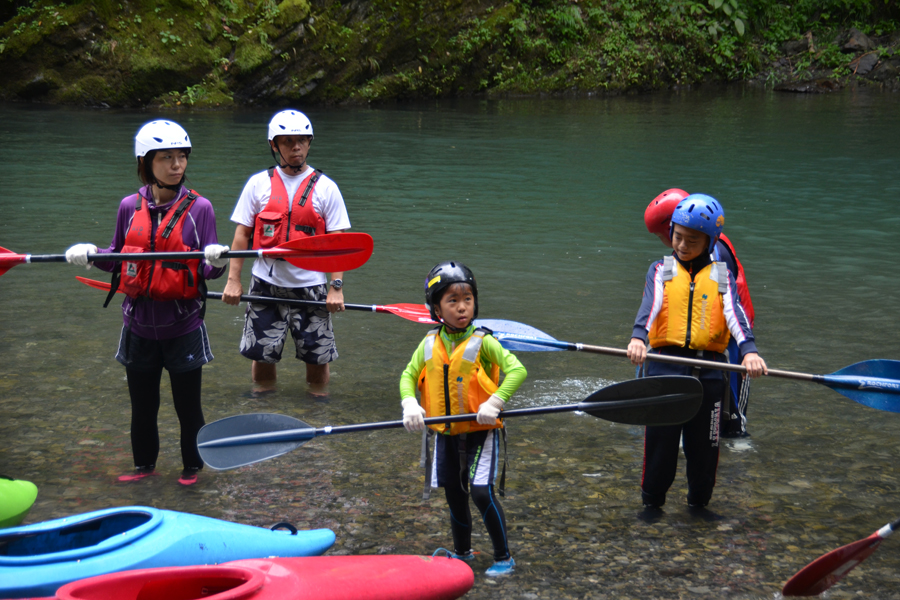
[417,327,501,435]
[118,191,203,301]
[252,168,325,250]
[718,233,754,327]
[648,257,730,353]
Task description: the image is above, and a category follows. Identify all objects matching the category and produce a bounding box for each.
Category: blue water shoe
[485,557,515,577]
[433,548,477,561]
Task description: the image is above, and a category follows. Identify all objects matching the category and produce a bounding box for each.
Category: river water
[1,89,898,599]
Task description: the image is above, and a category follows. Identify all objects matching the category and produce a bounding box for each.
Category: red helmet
[644,189,689,238]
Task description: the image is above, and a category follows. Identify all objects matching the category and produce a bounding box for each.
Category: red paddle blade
[378,303,436,323]
[76,276,117,292]
[272,232,373,272]
[0,246,28,277]
[782,533,884,596]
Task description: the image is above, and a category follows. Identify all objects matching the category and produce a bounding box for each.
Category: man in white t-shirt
[222,110,351,394]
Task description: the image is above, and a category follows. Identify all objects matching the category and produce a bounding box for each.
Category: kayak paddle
[782,517,900,596]
[77,278,565,332]
[77,276,436,323]
[197,376,703,470]
[486,327,900,414]
[0,232,373,276]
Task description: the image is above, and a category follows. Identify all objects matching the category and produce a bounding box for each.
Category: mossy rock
[16,69,64,99]
[234,31,274,73]
[274,0,310,29]
[54,74,116,105]
[154,77,235,108]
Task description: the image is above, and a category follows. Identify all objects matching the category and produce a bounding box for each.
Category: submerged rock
[774,78,842,93]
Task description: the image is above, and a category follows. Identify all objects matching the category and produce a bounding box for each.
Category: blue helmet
[670,194,725,253]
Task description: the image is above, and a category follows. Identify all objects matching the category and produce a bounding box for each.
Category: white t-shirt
[231,165,351,288]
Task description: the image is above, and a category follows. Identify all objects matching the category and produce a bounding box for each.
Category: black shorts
[431,429,500,488]
[116,323,213,373]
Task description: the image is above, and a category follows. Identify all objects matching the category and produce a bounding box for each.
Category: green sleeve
[480,334,528,402]
[399,337,428,399]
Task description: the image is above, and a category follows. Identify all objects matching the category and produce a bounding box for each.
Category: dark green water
[1,89,898,599]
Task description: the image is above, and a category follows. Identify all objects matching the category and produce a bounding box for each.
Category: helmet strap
[438,318,468,334]
[155,174,186,192]
[270,146,306,174]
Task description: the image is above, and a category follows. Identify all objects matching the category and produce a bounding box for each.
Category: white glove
[476,394,505,425]
[65,243,98,269]
[401,397,426,433]
[203,244,230,268]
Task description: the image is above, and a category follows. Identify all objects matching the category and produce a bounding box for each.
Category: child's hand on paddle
[742,352,767,378]
[627,338,647,366]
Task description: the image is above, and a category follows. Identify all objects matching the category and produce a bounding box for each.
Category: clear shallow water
[1,89,899,599]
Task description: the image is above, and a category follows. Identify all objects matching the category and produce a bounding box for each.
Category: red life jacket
[252,167,325,250]
[117,191,203,301]
[718,233,755,327]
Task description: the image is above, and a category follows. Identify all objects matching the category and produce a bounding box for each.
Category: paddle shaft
[882,518,900,537]
[20,248,349,263]
[510,337,843,384]
[77,275,440,322]
[199,397,673,449]
[205,291,399,314]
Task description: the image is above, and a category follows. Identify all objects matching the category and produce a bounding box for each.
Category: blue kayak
[0,506,335,598]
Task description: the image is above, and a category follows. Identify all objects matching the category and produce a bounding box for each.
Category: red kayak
[31,555,474,600]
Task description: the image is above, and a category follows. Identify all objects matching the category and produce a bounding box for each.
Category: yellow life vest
[648,256,731,353]
[417,327,501,435]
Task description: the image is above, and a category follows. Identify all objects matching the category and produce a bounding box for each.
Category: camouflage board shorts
[239,276,338,365]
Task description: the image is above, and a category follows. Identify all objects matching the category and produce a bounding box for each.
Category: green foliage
[687,0,747,39]
[1,0,898,106]
[159,74,234,107]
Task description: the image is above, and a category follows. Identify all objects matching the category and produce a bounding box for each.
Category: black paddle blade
[197,413,315,470]
[577,376,703,426]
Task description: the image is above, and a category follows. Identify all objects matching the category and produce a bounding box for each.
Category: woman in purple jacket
[65,120,229,486]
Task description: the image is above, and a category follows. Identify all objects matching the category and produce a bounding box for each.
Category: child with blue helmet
[627,194,767,511]
[644,189,757,438]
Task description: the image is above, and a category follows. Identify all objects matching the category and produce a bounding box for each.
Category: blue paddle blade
[820,360,900,413]
[197,413,315,470]
[474,319,564,352]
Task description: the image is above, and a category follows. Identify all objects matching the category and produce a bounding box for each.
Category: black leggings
[445,482,510,561]
[125,366,205,470]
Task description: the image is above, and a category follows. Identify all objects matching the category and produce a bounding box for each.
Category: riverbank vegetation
[0,0,897,107]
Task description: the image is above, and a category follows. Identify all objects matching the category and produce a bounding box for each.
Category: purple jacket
[93,185,226,340]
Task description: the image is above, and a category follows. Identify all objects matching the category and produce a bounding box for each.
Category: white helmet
[268,110,313,141]
[134,120,192,157]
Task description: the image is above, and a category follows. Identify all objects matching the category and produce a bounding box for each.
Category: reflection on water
[1,90,898,598]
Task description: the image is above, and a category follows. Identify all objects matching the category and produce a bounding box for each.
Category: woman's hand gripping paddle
[197,376,703,470]
[485,326,900,414]
[782,518,900,596]
[0,232,373,275]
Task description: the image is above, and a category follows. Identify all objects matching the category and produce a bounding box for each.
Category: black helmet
[424,261,478,322]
